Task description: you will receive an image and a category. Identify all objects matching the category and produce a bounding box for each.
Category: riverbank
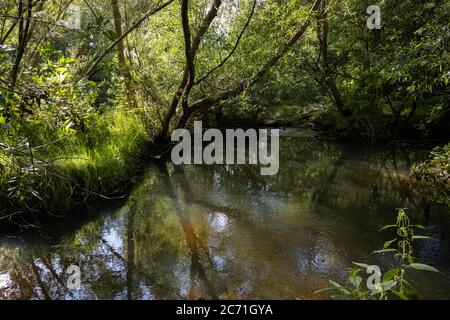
[0,109,152,222]
[412,143,450,206]
[213,108,450,206]
[2,105,449,222]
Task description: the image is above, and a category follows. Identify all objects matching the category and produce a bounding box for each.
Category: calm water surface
[1,129,450,299]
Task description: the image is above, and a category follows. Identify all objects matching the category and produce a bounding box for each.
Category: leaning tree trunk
[160,0,323,139]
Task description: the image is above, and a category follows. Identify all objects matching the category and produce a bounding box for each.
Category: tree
[111,0,135,108]
[160,0,323,138]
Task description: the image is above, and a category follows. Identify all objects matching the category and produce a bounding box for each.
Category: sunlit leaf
[372,249,397,254]
[409,263,439,272]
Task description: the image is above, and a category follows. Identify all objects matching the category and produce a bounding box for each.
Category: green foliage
[1,108,150,215]
[316,209,439,300]
[412,143,450,206]
[413,144,450,184]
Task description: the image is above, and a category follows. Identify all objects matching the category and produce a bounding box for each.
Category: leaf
[31,190,43,201]
[411,224,427,230]
[314,287,335,294]
[383,268,400,282]
[372,249,397,254]
[412,235,432,240]
[378,224,396,231]
[383,239,397,249]
[390,289,410,300]
[0,116,5,124]
[349,275,362,289]
[103,30,117,41]
[380,280,397,291]
[329,280,351,295]
[409,263,439,272]
[65,120,74,129]
[352,262,370,269]
[57,72,66,83]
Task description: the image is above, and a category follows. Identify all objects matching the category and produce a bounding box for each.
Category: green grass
[0,109,153,217]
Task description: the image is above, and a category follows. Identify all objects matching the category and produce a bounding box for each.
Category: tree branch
[186,0,322,117]
[161,0,223,137]
[195,0,256,85]
[84,0,175,78]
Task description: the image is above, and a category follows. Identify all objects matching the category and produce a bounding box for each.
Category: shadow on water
[1,130,450,299]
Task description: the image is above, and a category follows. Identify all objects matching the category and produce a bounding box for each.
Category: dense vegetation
[0,0,449,219]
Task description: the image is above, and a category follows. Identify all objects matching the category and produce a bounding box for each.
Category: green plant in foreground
[316,209,439,300]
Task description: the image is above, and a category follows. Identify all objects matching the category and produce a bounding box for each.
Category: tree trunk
[160,0,323,138]
[111,0,135,108]
[9,0,32,88]
[317,0,349,116]
[84,0,175,78]
[161,0,224,138]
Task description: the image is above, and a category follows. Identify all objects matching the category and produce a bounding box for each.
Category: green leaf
[409,263,439,272]
[412,235,432,240]
[380,280,397,291]
[372,249,397,254]
[352,262,370,269]
[329,280,351,295]
[378,224,396,231]
[103,30,117,41]
[390,289,410,300]
[383,239,397,249]
[0,116,5,124]
[383,268,401,282]
[411,224,427,230]
[314,287,335,294]
[349,275,362,289]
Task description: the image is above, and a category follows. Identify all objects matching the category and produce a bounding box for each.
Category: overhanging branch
[187,0,322,115]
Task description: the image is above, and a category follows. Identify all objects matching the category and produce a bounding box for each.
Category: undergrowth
[0,108,152,219]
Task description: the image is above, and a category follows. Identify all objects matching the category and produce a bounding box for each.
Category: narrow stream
[1,129,450,299]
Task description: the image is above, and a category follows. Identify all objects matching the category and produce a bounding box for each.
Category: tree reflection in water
[1,134,450,299]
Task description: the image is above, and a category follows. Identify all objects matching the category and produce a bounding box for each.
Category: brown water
[1,129,450,300]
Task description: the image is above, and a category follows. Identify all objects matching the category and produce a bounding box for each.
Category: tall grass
[0,109,152,218]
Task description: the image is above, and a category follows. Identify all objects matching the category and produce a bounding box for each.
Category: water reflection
[1,132,450,299]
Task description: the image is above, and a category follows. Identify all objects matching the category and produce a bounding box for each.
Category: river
[1,129,450,299]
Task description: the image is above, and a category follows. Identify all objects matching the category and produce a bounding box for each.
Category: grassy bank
[0,109,152,219]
